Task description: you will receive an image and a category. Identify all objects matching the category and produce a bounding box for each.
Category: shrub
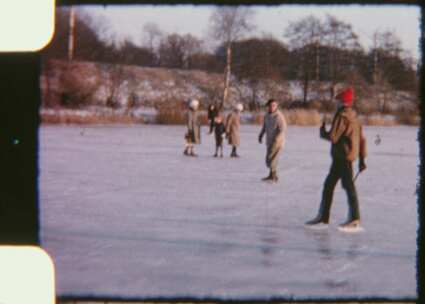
[58,63,100,108]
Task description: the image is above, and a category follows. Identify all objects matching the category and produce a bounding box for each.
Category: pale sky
[81,4,421,61]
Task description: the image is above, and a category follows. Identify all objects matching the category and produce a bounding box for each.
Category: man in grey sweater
[258,99,287,182]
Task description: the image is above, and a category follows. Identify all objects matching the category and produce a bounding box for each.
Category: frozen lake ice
[39,124,419,300]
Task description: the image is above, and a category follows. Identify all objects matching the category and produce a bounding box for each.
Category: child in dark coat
[213,115,225,157]
[207,103,219,134]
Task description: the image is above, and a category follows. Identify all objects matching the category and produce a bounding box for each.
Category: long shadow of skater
[258,229,280,267]
[304,229,332,261]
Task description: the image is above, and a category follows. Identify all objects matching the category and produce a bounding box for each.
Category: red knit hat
[335,87,354,106]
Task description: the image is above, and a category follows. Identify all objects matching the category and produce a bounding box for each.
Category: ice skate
[266,175,278,183]
[262,171,277,183]
[183,148,189,156]
[304,216,329,229]
[338,219,363,232]
[261,172,272,181]
[213,153,218,157]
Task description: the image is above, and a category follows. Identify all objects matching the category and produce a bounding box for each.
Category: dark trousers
[209,119,215,133]
[318,158,360,222]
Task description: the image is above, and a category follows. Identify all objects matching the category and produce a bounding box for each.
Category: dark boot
[263,171,278,183]
[230,147,236,157]
[231,147,240,158]
[183,147,189,156]
[261,170,273,181]
[305,215,329,228]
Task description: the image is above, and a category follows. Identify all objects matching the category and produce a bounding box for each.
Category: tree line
[42,7,418,107]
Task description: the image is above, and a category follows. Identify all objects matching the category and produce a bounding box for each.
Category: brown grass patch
[363,115,396,126]
[282,109,322,126]
[249,110,321,126]
[155,109,208,125]
[155,109,186,125]
[395,112,420,126]
[41,113,143,124]
[250,113,264,125]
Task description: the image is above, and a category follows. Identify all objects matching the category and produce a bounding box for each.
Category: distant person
[258,99,287,183]
[183,99,201,157]
[225,103,243,158]
[207,103,219,134]
[213,115,226,157]
[305,87,367,230]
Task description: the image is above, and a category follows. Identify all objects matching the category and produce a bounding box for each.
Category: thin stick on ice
[353,171,361,182]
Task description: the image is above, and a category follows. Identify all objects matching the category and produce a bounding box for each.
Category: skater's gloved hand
[221,133,225,138]
[320,122,327,138]
[359,158,367,172]
[258,134,263,144]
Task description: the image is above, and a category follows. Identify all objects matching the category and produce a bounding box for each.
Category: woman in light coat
[184,99,201,156]
[225,103,243,157]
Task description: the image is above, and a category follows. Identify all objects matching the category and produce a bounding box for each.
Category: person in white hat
[225,103,243,157]
[184,99,201,156]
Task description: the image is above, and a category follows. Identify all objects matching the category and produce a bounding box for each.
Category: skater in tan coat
[258,99,287,182]
[225,103,243,157]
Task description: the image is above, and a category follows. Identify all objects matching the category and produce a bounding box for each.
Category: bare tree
[369,30,417,111]
[158,33,186,68]
[284,15,325,103]
[142,22,163,64]
[322,15,361,99]
[231,37,289,110]
[375,30,403,56]
[181,34,203,69]
[209,6,255,107]
[158,33,203,70]
[371,29,403,83]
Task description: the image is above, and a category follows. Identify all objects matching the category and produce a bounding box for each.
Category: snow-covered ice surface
[39,124,419,300]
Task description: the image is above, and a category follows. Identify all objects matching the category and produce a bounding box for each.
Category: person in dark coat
[213,115,226,157]
[207,103,219,134]
[184,99,201,157]
[305,87,367,230]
